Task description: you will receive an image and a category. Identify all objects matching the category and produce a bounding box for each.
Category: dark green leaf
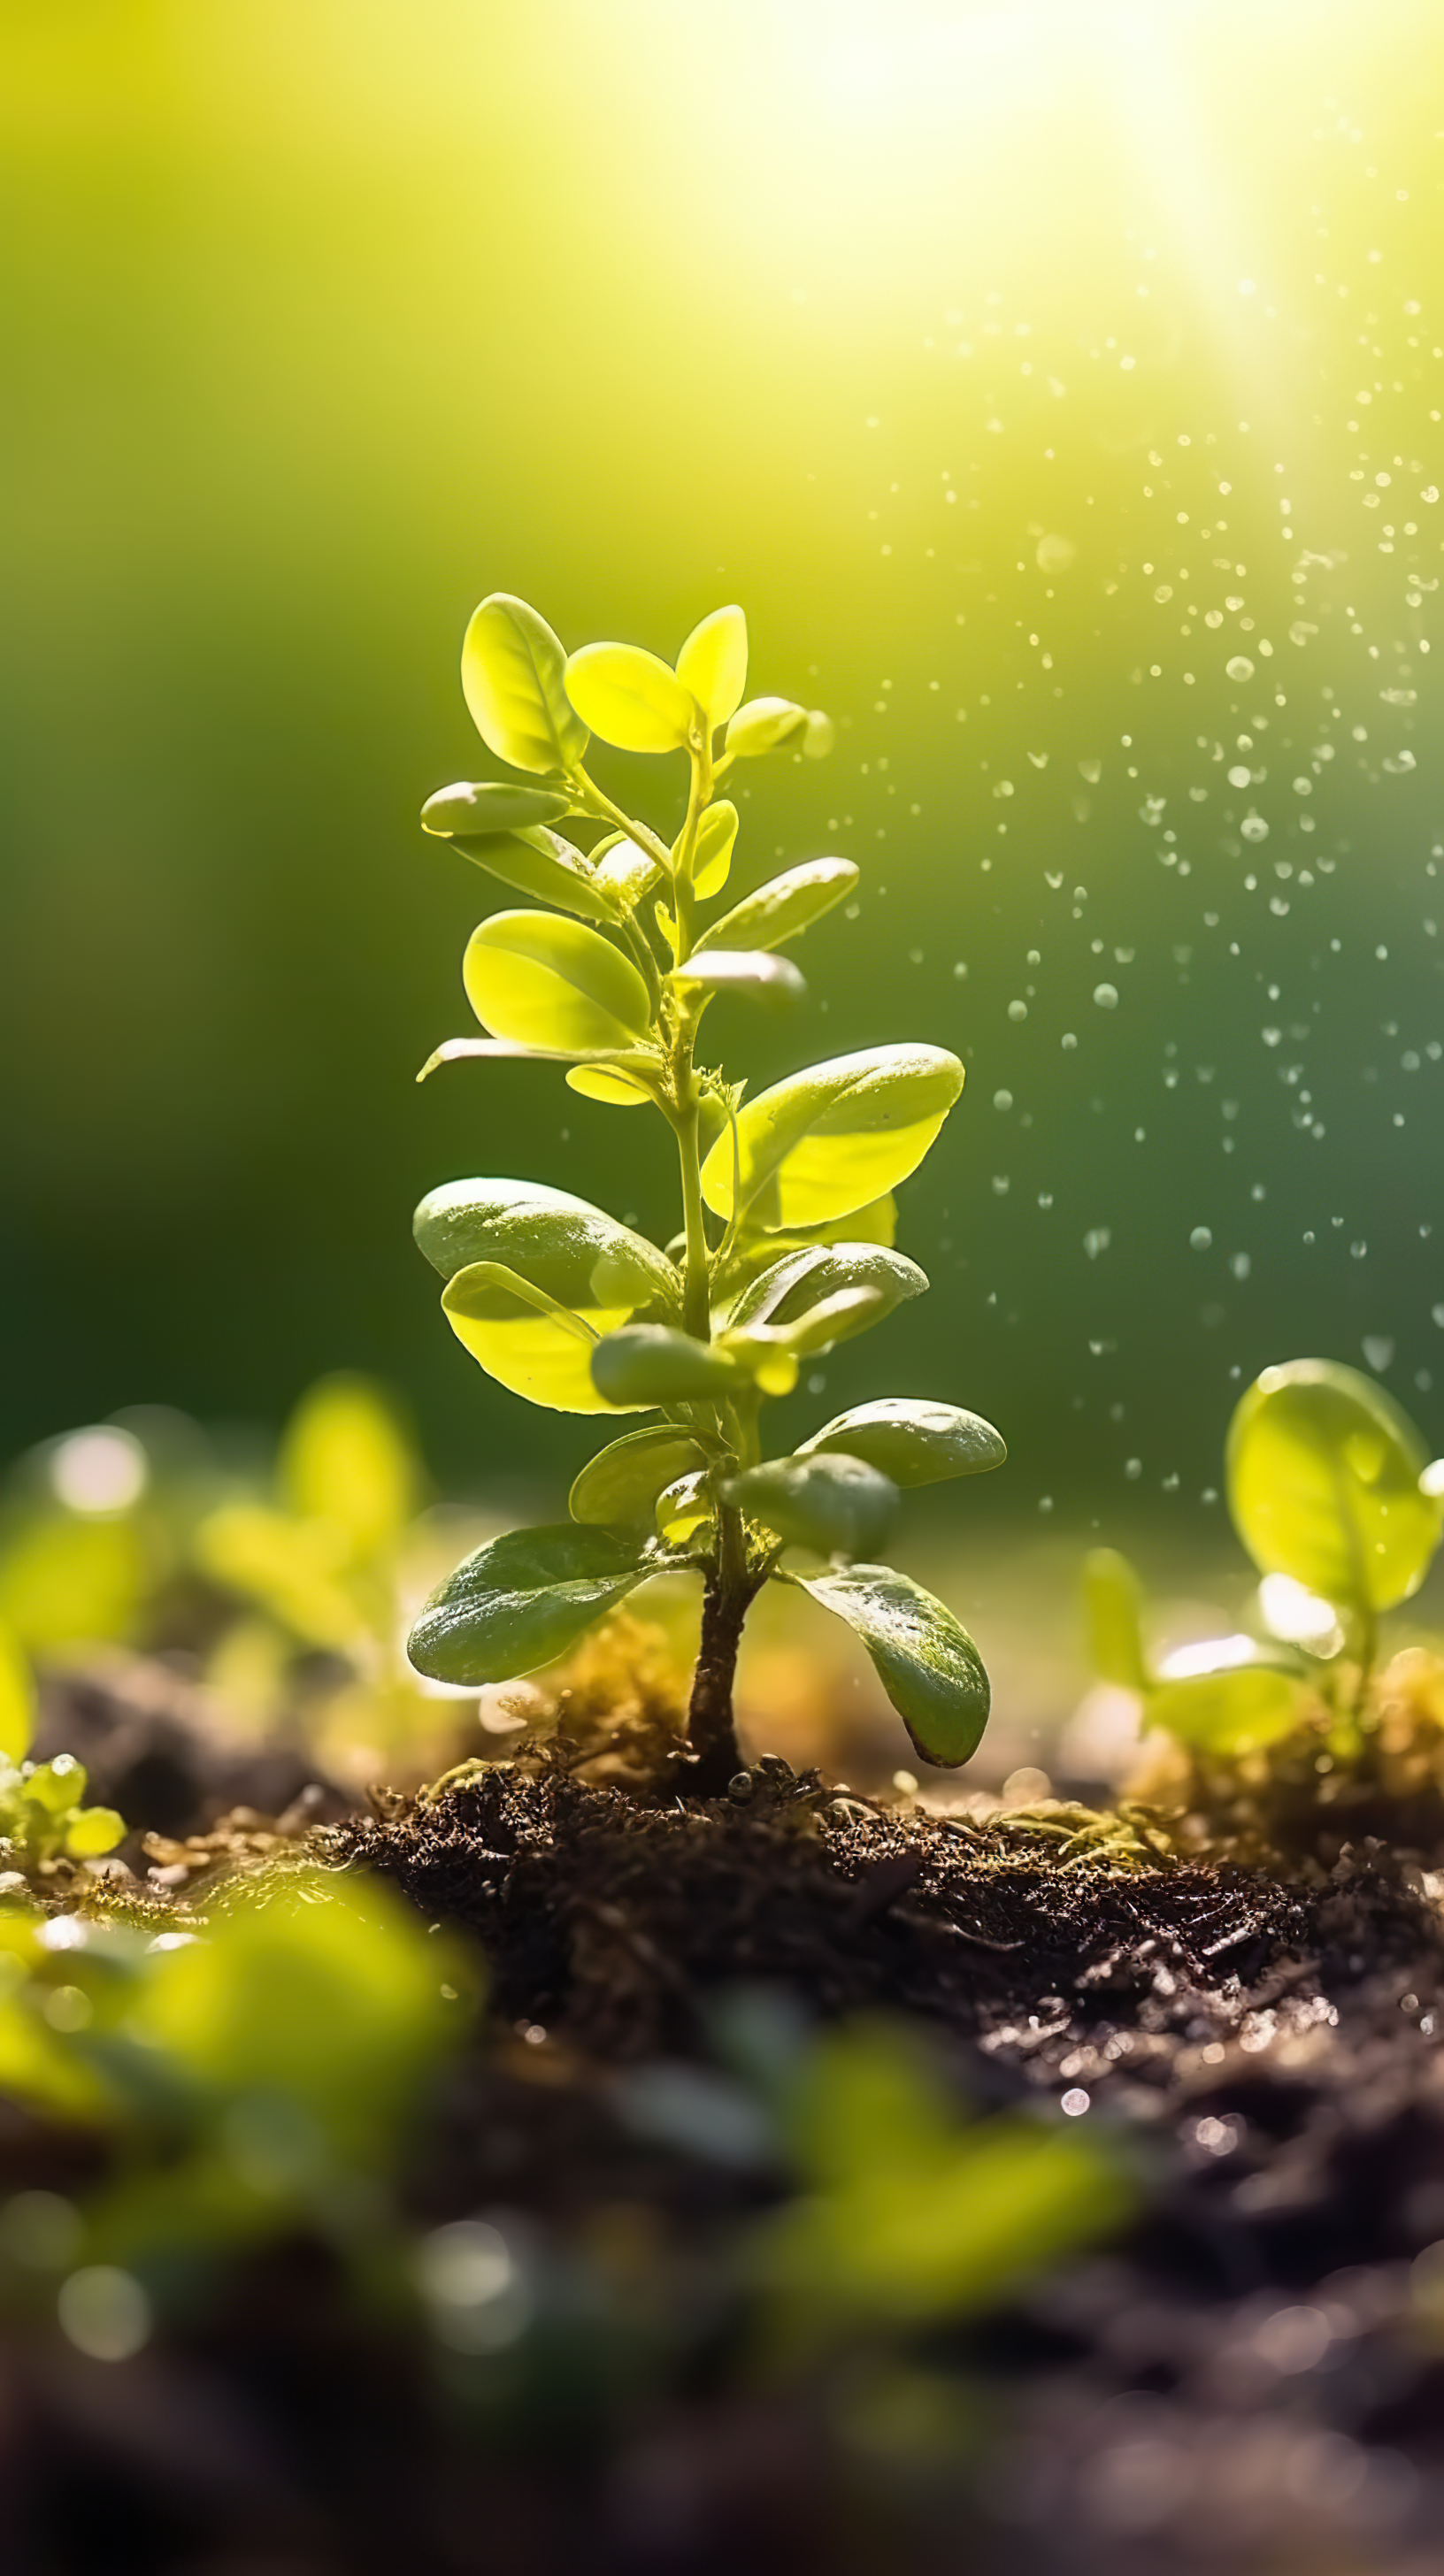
[726,1453,897,1558]
[569,1428,708,1528]
[408,1524,652,1684]
[591,1324,742,1406]
[798,1399,1005,1486]
[788,1563,989,1767]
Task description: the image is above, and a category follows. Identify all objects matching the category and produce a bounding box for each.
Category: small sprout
[406,594,1005,1784]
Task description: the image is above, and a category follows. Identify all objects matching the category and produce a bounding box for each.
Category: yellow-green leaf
[421,780,575,836]
[464,910,652,1053]
[444,824,618,924]
[565,641,695,754]
[591,837,661,909]
[695,858,857,954]
[461,594,588,776]
[1148,1640,1309,1756]
[565,1064,654,1107]
[1226,1358,1441,1614]
[724,697,808,759]
[591,1325,742,1407]
[667,951,805,1012]
[700,1046,964,1231]
[415,1178,680,1415]
[683,800,739,900]
[675,605,748,726]
[65,1805,126,1858]
[280,1375,417,1558]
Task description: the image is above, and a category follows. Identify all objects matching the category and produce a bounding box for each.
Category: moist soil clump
[12,1716,1444,2573]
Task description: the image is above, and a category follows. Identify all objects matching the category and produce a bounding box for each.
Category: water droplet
[1035,532,1076,574]
[1083,1227,1111,1259]
[1093,983,1119,1010]
[1190,1227,1213,1251]
[1008,998,1028,1021]
[1230,1253,1251,1280]
[1363,1336,1394,1373]
[1227,764,1252,788]
[993,1089,1014,1110]
[1225,655,1256,683]
[1078,758,1102,784]
[1241,811,1270,843]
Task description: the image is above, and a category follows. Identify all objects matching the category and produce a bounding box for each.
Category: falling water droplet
[1225,655,1256,683]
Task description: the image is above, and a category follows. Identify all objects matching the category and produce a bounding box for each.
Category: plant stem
[675,1099,711,1340]
[685,1501,757,1793]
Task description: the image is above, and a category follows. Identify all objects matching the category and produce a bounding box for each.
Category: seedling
[1086,1357,1444,1760]
[406,595,1004,1786]
[0,1624,125,1874]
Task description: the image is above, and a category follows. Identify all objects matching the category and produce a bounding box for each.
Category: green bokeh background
[3,0,1440,1530]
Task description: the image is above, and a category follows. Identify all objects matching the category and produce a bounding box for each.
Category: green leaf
[675,605,748,726]
[695,858,858,954]
[728,1243,926,1347]
[591,1325,742,1407]
[802,711,835,760]
[667,951,806,1011]
[569,1428,707,1528]
[418,1036,657,1081]
[409,1524,653,1684]
[1226,1358,1441,1614]
[421,780,576,836]
[798,1399,1006,1487]
[415,1179,680,1414]
[0,1624,35,1763]
[464,909,652,1053]
[724,696,809,759]
[788,1564,989,1767]
[712,1197,898,1307]
[655,1471,715,1545]
[1081,1548,1148,1691]
[65,1806,126,1858]
[591,837,661,909]
[280,1375,417,1557]
[565,641,695,754]
[461,594,588,776]
[565,1064,655,1107]
[684,800,739,900]
[445,825,618,924]
[700,1046,964,1231]
[727,1453,897,1559]
[1148,1638,1309,1756]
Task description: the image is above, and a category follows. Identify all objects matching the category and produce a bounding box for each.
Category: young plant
[406,595,1005,1789]
[1085,1357,1444,1760]
[0,1624,125,1875]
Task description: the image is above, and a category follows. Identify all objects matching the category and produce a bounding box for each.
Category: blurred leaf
[420,779,575,835]
[724,696,808,758]
[197,1504,364,1650]
[675,604,749,725]
[464,909,653,1053]
[1082,1547,1148,1691]
[570,1428,706,1528]
[695,857,858,954]
[280,1375,417,1559]
[1226,1358,1440,1614]
[591,836,661,908]
[591,1324,741,1407]
[409,1524,652,1683]
[0,1515,147,1652]
[700,1046,964,1230]
[788,1562,989,1767]
[461,594,588,775]
[687,799,740,899]
[727,1453,897,1558]
[446,824,620,923]
[415,1178,678,1414]
[0,1625,35,1763]
[667,950,805,1009]
[1148,1640,1310,1755]
[759,2019,1132,2338]
[565,640,695,753]
[802,710,835,759]
[798,1399,1006,1487]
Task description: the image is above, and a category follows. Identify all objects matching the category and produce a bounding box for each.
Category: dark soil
[10,1693,1444,2574]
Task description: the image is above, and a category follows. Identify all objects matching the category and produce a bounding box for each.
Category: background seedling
[0,1622,125,1876]
[407,595,1006,1787]
[1086,1357,1444,1761]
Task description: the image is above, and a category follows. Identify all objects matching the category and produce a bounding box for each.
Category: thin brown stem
[685,1505,759,1794]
